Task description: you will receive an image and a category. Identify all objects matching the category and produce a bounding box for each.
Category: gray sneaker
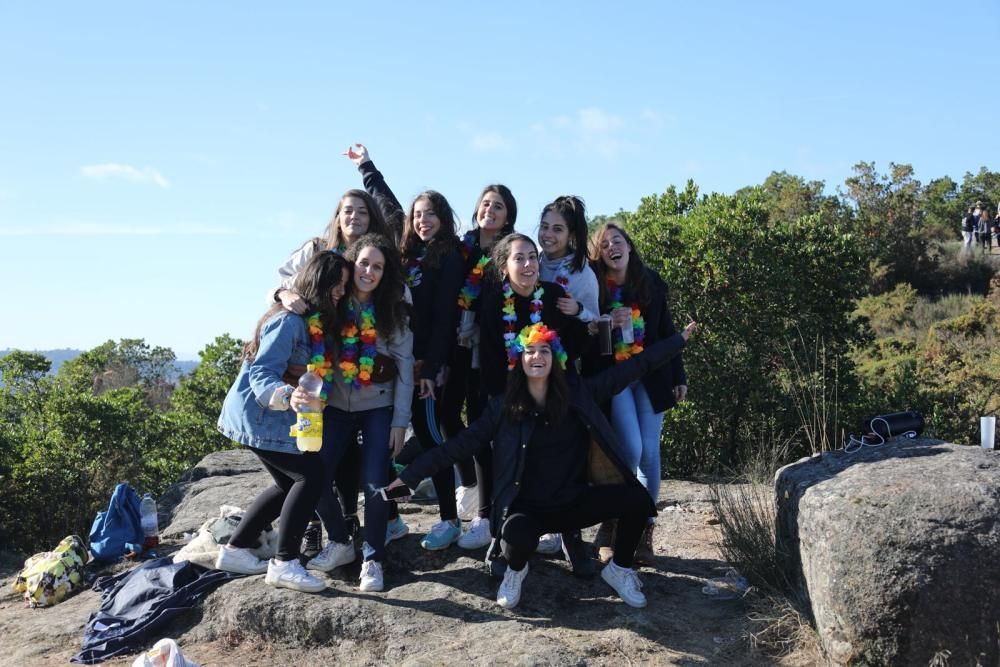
[215,546,267,575]
[306,540,355,572]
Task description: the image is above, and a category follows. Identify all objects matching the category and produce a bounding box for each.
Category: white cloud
[0,221,236,237]
[532,107,630,160]
[470,132,511,152]
[80,163,171,189]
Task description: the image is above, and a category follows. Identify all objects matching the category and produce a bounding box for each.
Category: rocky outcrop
[0,449,764,665]
[776,437,1000,665]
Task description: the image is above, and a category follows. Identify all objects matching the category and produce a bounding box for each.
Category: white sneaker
[496,562,529,609]
[455,485,478,520]
[215,545,267,575]
[359,559,384,592]
[600,560,647,608]
[264,558,326,593]
[306,540,355,572]
[536,533,562,555]
[457,517,492,549]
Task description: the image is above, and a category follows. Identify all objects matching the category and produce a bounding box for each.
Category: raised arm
[345,143,406,241]
[584,323,694,405]
[397,399,502,488]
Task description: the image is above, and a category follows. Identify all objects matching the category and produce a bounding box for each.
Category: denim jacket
[217,311,311,454]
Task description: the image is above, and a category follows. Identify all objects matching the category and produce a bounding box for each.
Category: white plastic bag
[131,638,199,667]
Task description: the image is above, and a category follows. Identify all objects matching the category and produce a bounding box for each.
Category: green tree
[623,185,868,470]
[842,161,932,294]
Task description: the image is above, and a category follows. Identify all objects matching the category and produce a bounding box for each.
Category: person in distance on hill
[385,320,696,609]
[215,251,351,593]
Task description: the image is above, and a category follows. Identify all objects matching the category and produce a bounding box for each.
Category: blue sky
[2,1,998,358]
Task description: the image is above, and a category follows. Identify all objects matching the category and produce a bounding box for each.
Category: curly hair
[343,233,412,339]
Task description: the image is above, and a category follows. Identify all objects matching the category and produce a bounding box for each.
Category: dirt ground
[0,480,818,666]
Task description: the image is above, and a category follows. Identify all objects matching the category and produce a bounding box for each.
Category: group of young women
[215,145,694,610]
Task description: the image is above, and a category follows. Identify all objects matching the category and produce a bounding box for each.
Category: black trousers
[439,346,487,510]
[229,447,322,561]
[411,394,457,521]
[501,485,651,570]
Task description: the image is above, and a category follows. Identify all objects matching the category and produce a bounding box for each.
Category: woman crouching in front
[386,319,696,609]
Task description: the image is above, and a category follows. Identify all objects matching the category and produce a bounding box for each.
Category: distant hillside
[0,348,198,379]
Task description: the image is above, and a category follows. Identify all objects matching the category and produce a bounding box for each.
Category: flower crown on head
[508,322,568,370]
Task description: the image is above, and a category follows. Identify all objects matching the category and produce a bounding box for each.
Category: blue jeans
[610,381,665,517]
[316,405,393,562]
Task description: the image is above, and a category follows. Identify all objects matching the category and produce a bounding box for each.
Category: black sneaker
[561,530,598,579]
[301,520,322,559]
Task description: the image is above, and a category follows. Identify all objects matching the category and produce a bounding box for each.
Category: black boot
[300,520,322,559]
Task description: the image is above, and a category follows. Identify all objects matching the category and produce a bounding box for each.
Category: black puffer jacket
[398,333,687,534]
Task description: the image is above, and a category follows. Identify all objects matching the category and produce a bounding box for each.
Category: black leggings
[411,394,457,521]
[229,447,322,562]
[501,485,651,570]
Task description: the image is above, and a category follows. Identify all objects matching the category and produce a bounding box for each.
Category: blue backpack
[89,483,144,562]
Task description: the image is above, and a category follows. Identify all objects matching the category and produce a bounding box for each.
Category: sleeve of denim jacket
[274,239,318,296]
[248,314,301,408]
[389,294,415,429]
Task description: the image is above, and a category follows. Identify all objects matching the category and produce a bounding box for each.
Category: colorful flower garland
[405,244,426,287]
[457,255,491,311]
[503,281,544,369]
[607,279,645,362]
[459,230,477,261]
[338,299,378,387]
[306,312,336,400]
[509,322,568,370]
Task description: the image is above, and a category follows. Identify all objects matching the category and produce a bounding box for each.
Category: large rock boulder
[776,437,1000,665]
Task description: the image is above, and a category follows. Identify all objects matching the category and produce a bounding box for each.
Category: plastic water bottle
[140,493,159,550]
[291,364,324,452]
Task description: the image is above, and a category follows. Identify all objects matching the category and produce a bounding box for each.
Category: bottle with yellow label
[290,364,324,452]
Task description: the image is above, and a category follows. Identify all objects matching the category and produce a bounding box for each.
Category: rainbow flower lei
[405,244,426,288]
[607,279,645,362]
[458,255,491,311]
[305,312,336,400]
[339,299,378,387]
[459,230,477,261]
[503,281,544,369]
[509,322,568,370]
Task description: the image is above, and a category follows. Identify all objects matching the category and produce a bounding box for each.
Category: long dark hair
[589,221,650,310]
[321,189,392,251]
[540,195,589,272]
[490,233,538,283]
[471,184,518,237]
[401,190,460,270]
[343,233,411,339]
[244,251,350,362]
[502,350,570,424]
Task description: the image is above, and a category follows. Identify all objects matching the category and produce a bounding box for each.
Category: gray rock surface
[0,449,778,665]
[775,437,1000,665]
